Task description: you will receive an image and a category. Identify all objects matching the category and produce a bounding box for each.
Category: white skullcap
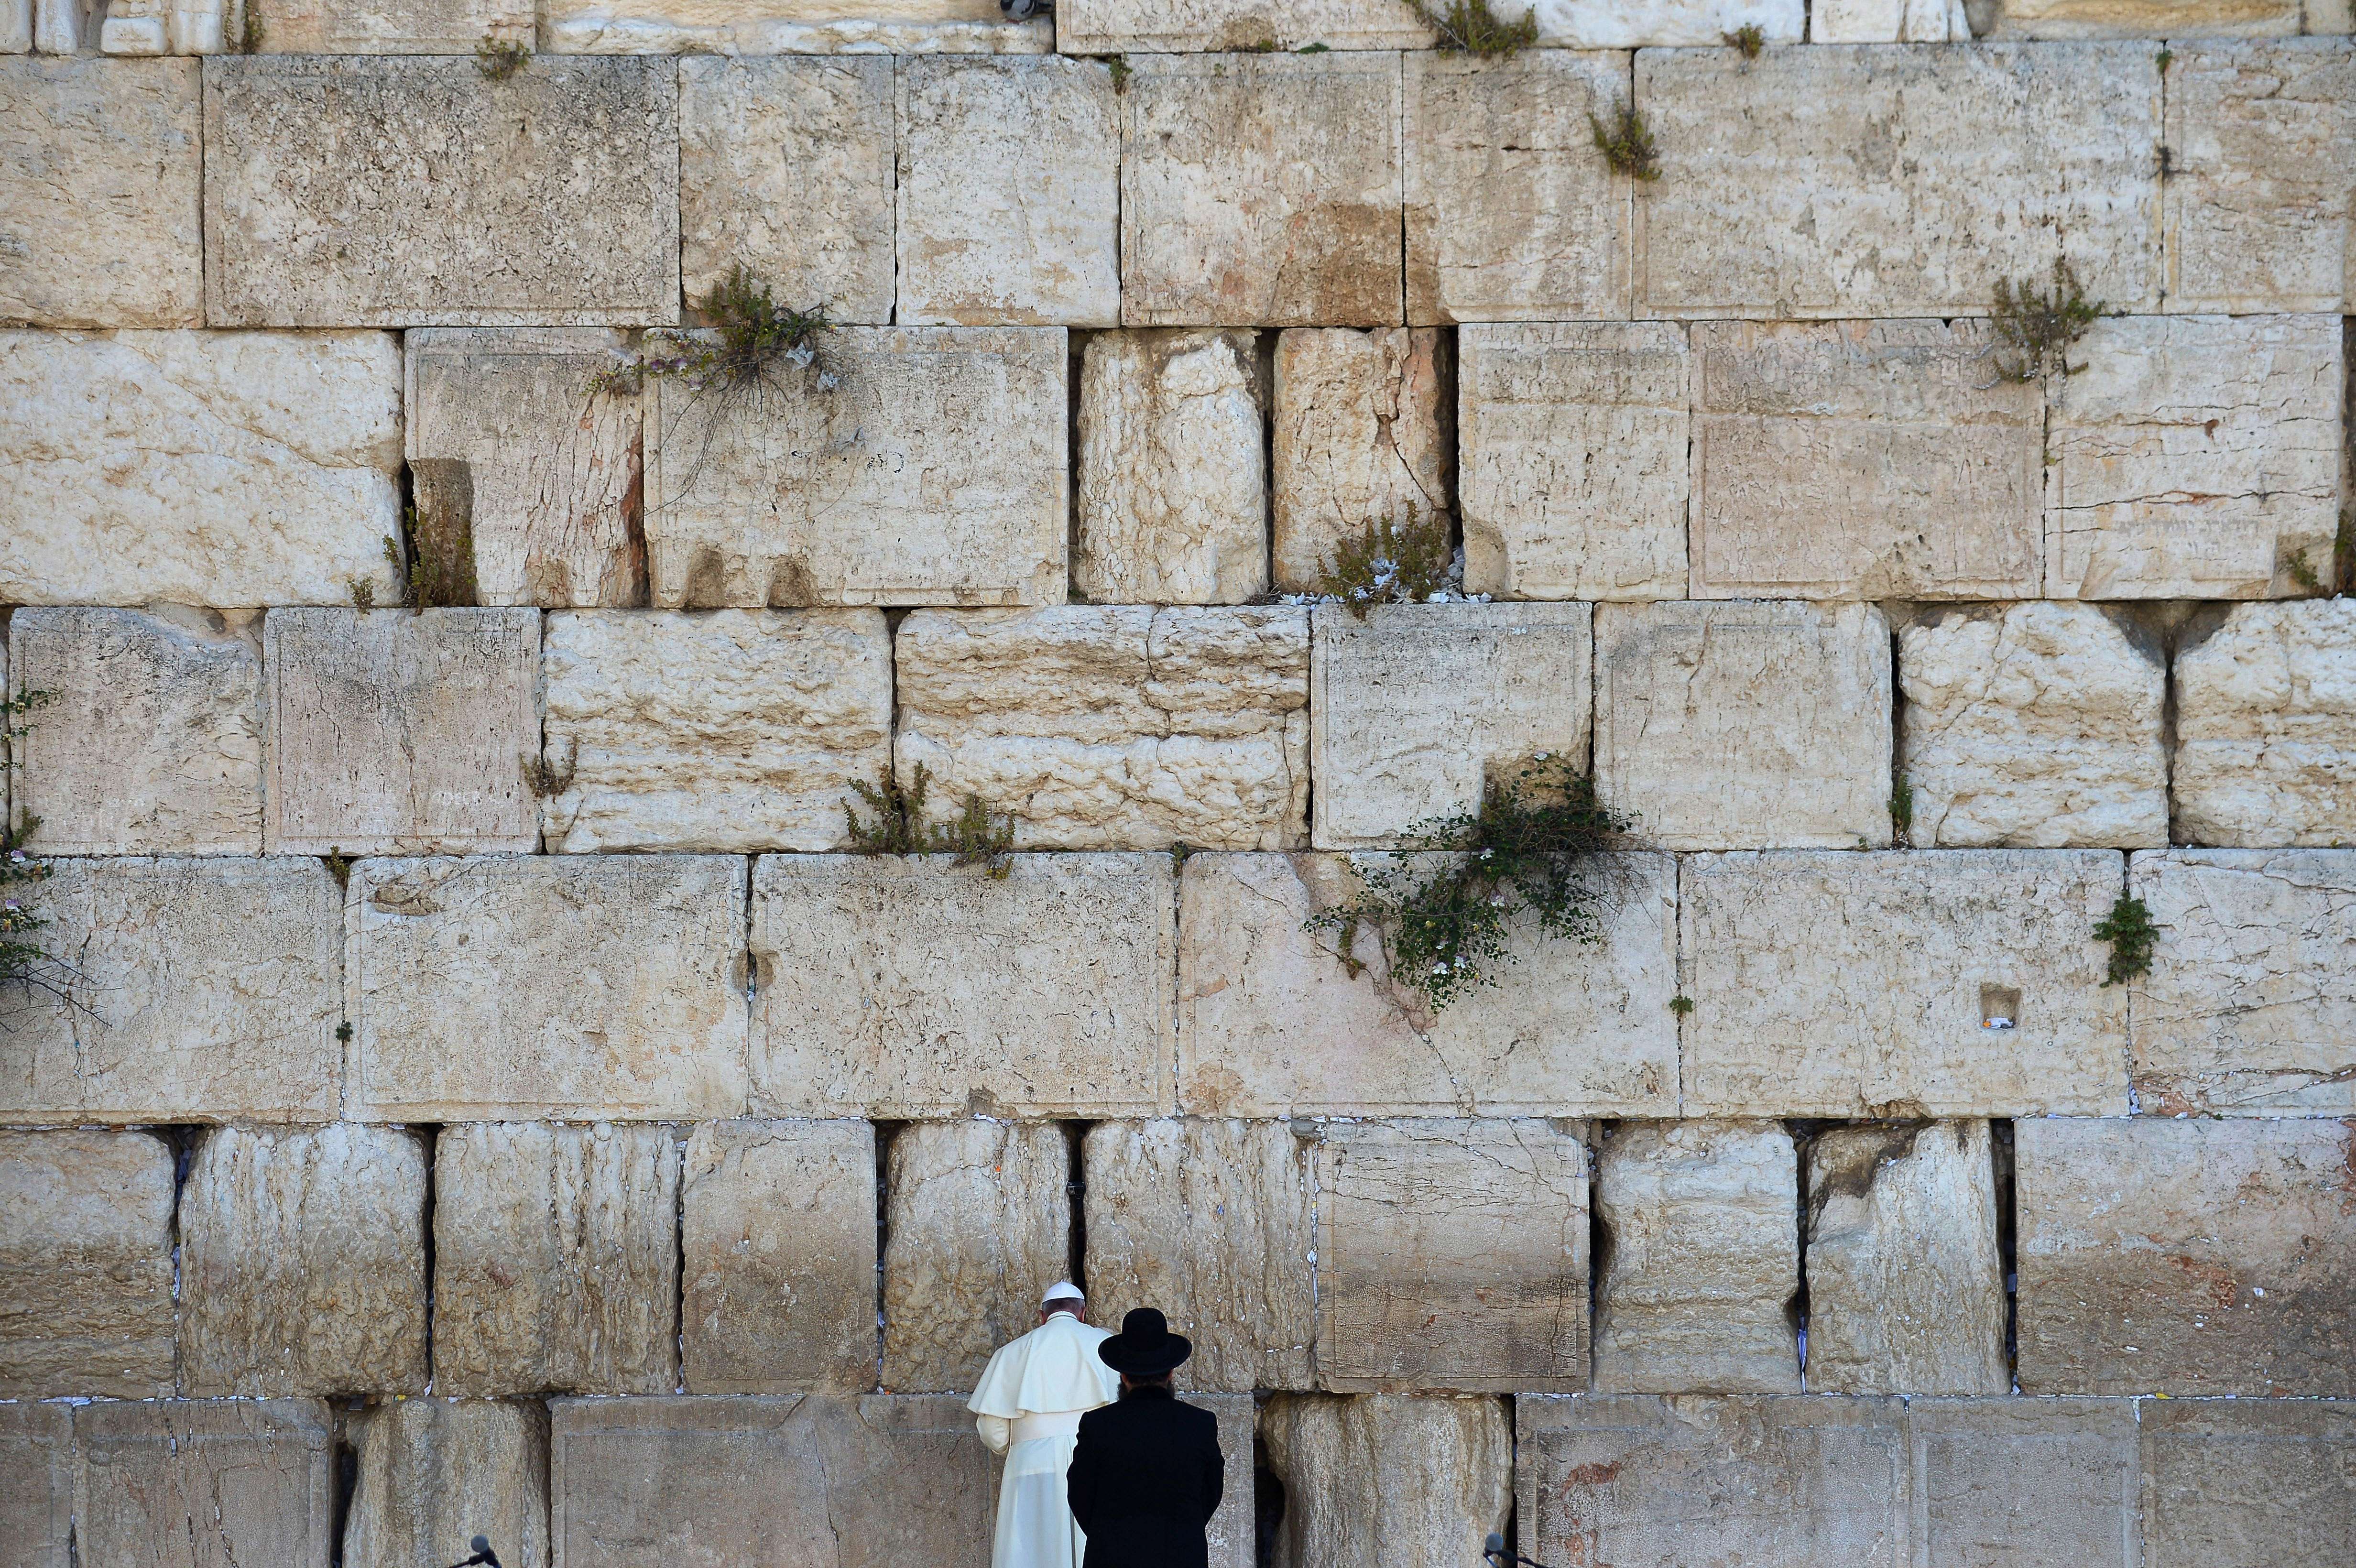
[1042,1281,1085,1305]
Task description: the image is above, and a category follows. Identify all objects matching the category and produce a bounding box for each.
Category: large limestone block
[1083,1119,1315,1392]
[434,1121,681,1398]
[882,1120,1071,1393]
[1909,1398,2139,1568]
[547,0,1050,55]
[1261,1394,1511,1568]
[1074,330,1268,605]
[2016,1116,2356,1395]
[0,1129,175,1398]
[264,608,540,855]
[1593,601,1891,850]
[0,58,200,329]
[751,853,1174,1118]
[2139,1400,2356,1568]
[11,607,263,855]
[0,328,402,607]
[1532,0,1801,44]
[682,1120,877,1396]
[1984,0,2302,37]
[1121,52,1403,327]
[204,56,678,327]
[2046,315,2345,599]
[542,609,890,853]
[1811,0,1962,39]
[2173,599,2356,846]
[1898,603,2166,849]
[1177,851,1678,1117]
[893,607,1309,851]
[1636,45,2160,317]
[1458,322,1688,600]
[252,0,531,50]
[1058,0,1431,50]
[0,1404,70,1568]
[1314,1120,1588,1393]
[645,327,1067,609]
[343,1400,550,1568]
[73,1400,335,1568]
[0,857,341,1124]
[1271,327,1449,593]
[1802,1121,2008,1395]
[347,855,749,1121]
[1193,1393,1259,1568]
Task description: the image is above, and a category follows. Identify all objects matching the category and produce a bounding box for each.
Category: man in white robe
[970,1283,1120,1568]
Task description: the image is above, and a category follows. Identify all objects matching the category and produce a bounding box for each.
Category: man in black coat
[1065,1307,1224,1568]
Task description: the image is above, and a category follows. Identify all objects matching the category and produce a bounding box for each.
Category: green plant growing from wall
[2093,894,2158,987]
[1591,98,1662,182]
[1104,55,1132,90]
[1889,776,1915,839]
[384,501,480,610]
[844,764,1016,879]
[1725,22,1765,56]
[2286,551,2325,595]
[1991,258,2104,382]
[1319,503,1454,619]
[591,265,831,400]
[1413,0,1538,55]
[476,35,530,79]
[2338,508,2355,595]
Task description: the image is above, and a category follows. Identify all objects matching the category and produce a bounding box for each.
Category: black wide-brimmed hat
[1097,1307,1193,1376]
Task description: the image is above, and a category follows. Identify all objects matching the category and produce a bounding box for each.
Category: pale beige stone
[542,609,892,853]
[0,1129,175,1398]
[11,607,263,855]
[1812,0,1963,39]
[1196,1393,1258,1568]
[1458,323,1689,601]
[434,1121,681,1398]
[1315,1120,1588,1393]
[548,0,1050,55]
[1985,0,2299,37]
[73,1400,335,1568]
[2017,1116,2356,1396]
[1261,1394,1511,1568]
[180,1122,428,1396]
[264,608,540,856]
[1121,52,1403,327]
[1593,601,1891,851]
[251,0,530,50]
[1910,1399,2139,1568]
[204,55,678,327]
[1532,0,1801,44]
[2139,1400,2356,1568]
[2173,599,2356,846]
[751,852,1175,1119]
[1177,852,1678,1118]
[683,1119,877,1396]
[0,328,402,607]
[2046,315,2345,599]
[347,855,749,1121]
[894,607,1309,851]
[1271,328,1450,592]
[0,1404,70,1568]
[1075,330,1268,604]
[1058,0,1431,50]
[343,1400,550,1568]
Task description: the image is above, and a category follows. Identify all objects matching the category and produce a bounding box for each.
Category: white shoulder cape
[967,1314,1120,1419]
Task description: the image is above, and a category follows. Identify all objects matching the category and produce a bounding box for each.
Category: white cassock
[969,1312,1120,1568]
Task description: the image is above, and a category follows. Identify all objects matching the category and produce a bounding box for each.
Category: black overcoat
[1065,1385,1224,1568]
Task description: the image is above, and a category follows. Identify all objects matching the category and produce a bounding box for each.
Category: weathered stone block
[1262,1394,1511,1568]
[1122,52,1403,327]
[1194,1393,1258,1568]
[1593,601,1891,851]
[73,1400,335,1568]
[2173,599,2356,847]
[2139,1399,2356,1568]
[1911,1397,2139,1568]
[894,607,1309,851]
[434,1121,681,1398]
[683,1119,877,1396]
[1984,0,2301,36]
[1272,327,1450,592]
[0,328,401,607]
[548,0,1049,55]
[1811,0,1961,39]
[347,855,749,1121]
[0,1129,175,1399]
[645,327,1067,609]
[343,1400,550,1568]
[2016,1116,2356,1395]
[251,0,530,50]
[882,1120,1070,1393]
[1058,0,1430,50]
[0,1403,70,1568]
[1533,0,1801,44]
[751,853,1174,1119]
[1458,323,1689,602]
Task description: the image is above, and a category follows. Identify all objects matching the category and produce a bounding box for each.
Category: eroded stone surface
[1058,0,1430,50]
[2173,599,2356,847]
[1911,1398,2138,1568]
[1531,0,1801,44]
[0,1403,70,1568]
[1271,328,1449,593]
[1197,1393,1258,1568]
[2139,1399,2356,1568]
[251,0,530,50]
[549,0,1049,56]
[1812,0,1962,39]
[1261,1394,1511,1568]
[73,1400,335,1568]
[1984,0,2301,37]
[343,1400,550,1568]
[0,1129,175,1398]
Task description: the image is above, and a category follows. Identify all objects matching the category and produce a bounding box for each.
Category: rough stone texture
[1271,327,1450,593]
[434,1121,681,1398]
[1532,0,1801,44]
[1121,52,1403,328]
[179,1123,428,1397]
[1261,1394,1511,1568]
[2139,1399,2356,1568]
[2129,850,2356,1116]
[11,607,263,855]
[204,56,679,327]
[0,1128,175,1399]
[1058,0,1431,50]
[645,327,1066,609]
[894,607,1309,851]
[0,1403,70,1568]
[1458,323,1690,602]
[1177,852,1678,1117]
[548,1,1049,56]
[0,328,402,606]
[264,608,540,856]
[1812,0,1962,39]
[1898,603,2167,849]
[1985,0,2302,37]
[1636,44,2160,317]
[251,0,530,50]
[751,853,1174,1119]
[682,1119,877,1396]
[1802,1121,2009,1396]
[1191,1394,1258,1568]
[1314,1120,1589,1393]
[0,58,200,329]
[1593,601,1892,850]
[882,1119,1070,1393]
[2045,315,2345,599]
[72,1399,335,1568]
[1688,319,2042,599]
[343,1400,551,1568]
[0,857,341,1125]
[2016,1116,2356,1396]
[2173,599,2356,847]
[896,56,1119,327]
[542,609,891,853]
[1075,330,1267,604]
[347,855,749,1121]
[1911,1398,2140,1568]
[1592,1121,1800,1395]
[1309,602,1592,849]
[1083,1118,1315,1392]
